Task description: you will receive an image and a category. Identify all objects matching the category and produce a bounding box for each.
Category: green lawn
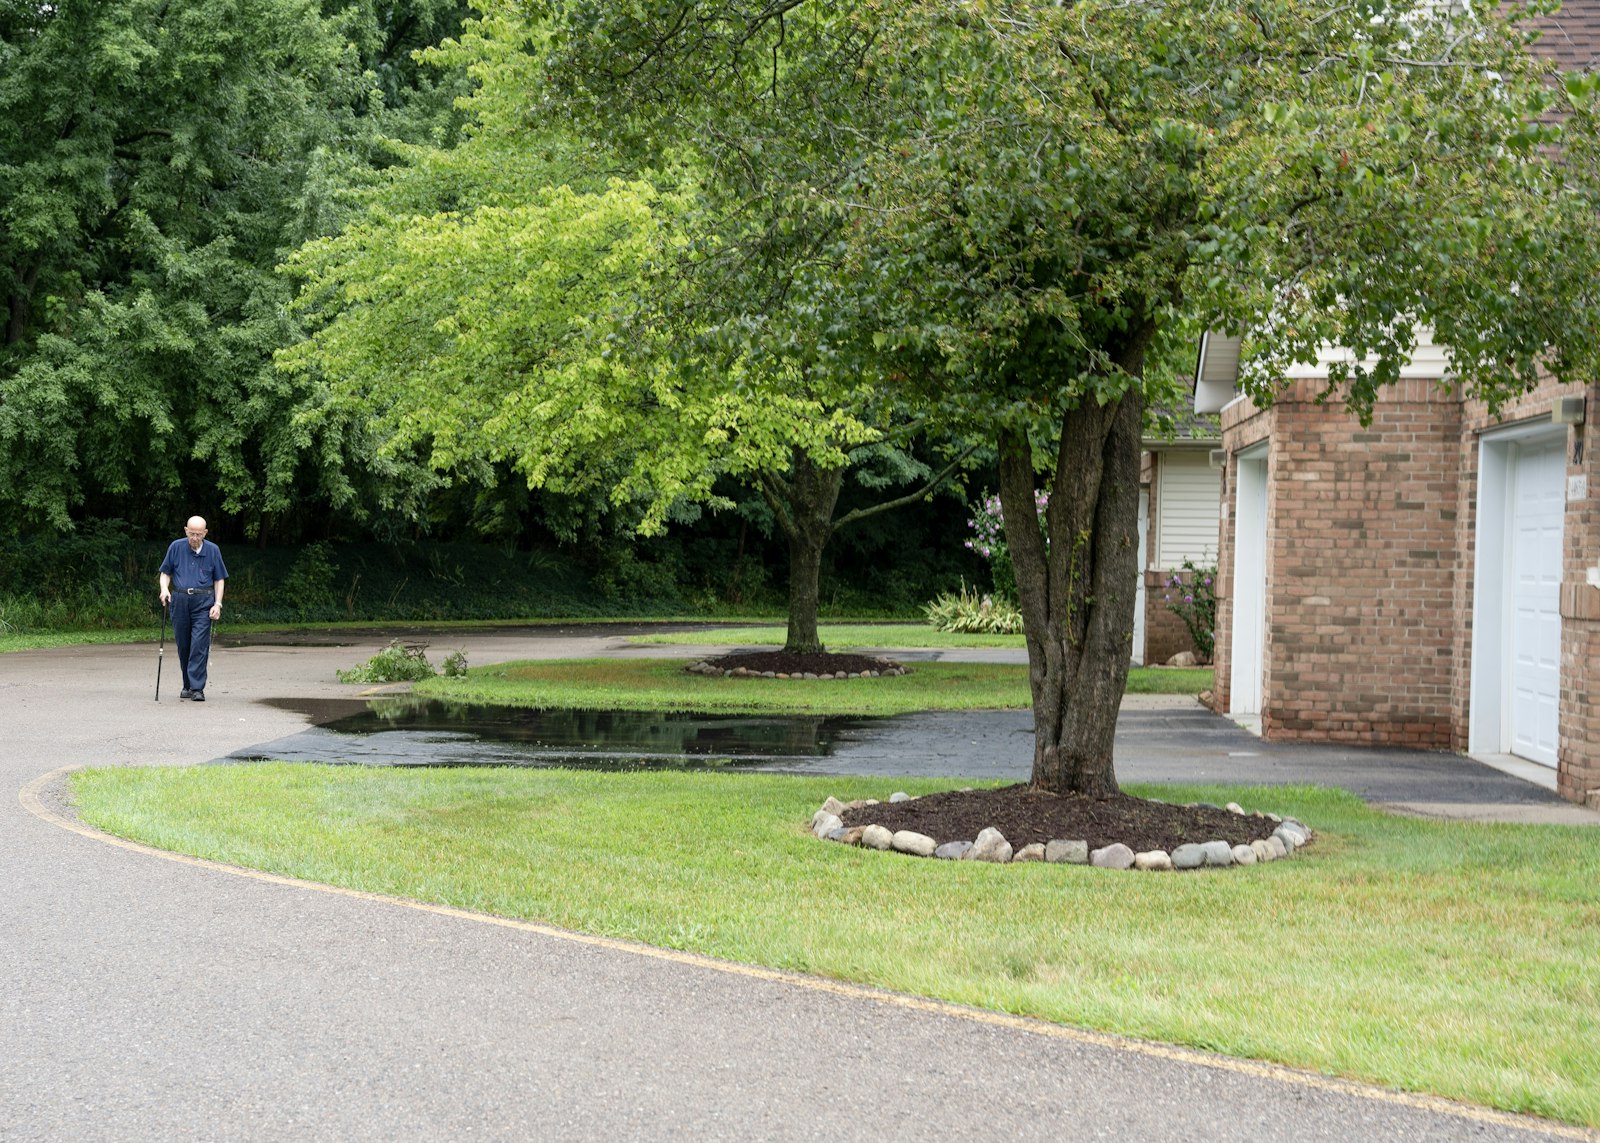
[414,657,1032,714]
[70,764,1600,1128]
[410,657,1210,713]
[628,623,1027,649]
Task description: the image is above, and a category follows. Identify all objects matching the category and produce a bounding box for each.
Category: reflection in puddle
[225,695,881,772]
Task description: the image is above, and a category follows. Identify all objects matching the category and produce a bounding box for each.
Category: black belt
[176,587,213,596]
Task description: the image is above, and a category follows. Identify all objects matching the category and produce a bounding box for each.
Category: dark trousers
[170,594,214,693]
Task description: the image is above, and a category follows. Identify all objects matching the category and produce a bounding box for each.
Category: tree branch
[831,444,979,530]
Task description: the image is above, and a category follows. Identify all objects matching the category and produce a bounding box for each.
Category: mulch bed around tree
[838,784,1282,853]
[702,650,903,675]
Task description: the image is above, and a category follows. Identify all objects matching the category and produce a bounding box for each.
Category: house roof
[1533,1,1600,73]
[1144,400,1221,446]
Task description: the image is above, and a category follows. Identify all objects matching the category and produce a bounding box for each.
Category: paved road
[3,626,1595,1141]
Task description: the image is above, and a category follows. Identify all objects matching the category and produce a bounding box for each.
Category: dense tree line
[0,0,469,540]
[0,0,980,619]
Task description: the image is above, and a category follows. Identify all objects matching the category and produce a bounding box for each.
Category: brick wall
[1215,372,1600,805]
[1262,379,1463,745]
[1554,382,1600,807]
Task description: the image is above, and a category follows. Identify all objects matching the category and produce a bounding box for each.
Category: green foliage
[280,1,982,657]
[336,640,436,683]
[282,541,340,619]
[0,0,468,535]
[441,649,470,678]
[924,582,1025,636]
[1162,562,1218,664]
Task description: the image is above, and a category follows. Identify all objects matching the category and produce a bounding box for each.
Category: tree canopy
[282,3,980,650]
[0,0,469,536]
[539,0,1600,793]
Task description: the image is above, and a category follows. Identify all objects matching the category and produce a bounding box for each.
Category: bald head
[184,517,208,550]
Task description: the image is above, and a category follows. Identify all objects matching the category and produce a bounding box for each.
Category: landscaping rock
[1264,835,1288,860]
[1230,844,1258,866]
[861,825,893,851]
[1045,839,1089,865]
[934,841,973,860]
[1250,839,1274,863]
[812,812,842,838]
[1167,651,1199,667]
[1171,843,1206,870]
[1226,802,1246,815]
[968,827,1013,863]
[889,791,913,803]
[820,796,847,818]
[1134,850,1172,871]
[1090,843,1136,870]
[891,830,938,857]
[1272,827,1300,854]
[1014,843,1046,863]
[840,826,867,846]
[1201,840,1234,867]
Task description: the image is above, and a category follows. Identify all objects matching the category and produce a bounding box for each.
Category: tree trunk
[1001,382,1145,798]
[775,450,845,656]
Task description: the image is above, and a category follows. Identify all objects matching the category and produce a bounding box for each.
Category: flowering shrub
[1163,560,1217,663]
[964,490,1048,600]
[924,580,1025,634]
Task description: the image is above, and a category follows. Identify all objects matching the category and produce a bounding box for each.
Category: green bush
[336,640,437,683]
[1162,560,1217,663]
[282,541,339,619]
[924,581,1025,634]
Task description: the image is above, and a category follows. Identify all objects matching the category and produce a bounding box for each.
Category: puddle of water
[226,695,881,771]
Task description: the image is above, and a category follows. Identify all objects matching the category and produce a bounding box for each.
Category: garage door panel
[1506,439,1564,768]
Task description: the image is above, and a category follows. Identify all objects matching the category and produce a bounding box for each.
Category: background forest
[0,0,985,629]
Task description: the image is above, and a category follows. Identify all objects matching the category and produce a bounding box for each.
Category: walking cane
[155,599,168,702]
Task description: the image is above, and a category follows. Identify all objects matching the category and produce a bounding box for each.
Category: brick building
[1190,4,1600,808]
[1196,330,1600,808]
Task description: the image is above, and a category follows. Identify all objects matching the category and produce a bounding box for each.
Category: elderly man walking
[158,516,228,702]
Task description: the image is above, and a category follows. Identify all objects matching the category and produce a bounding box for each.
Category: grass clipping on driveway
[71,765,1599,1128]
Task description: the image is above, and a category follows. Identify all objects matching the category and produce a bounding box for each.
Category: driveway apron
[2,629,1591,1141]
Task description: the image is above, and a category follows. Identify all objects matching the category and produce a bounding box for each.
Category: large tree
[283,3,976,652]
[541,0,1600,794]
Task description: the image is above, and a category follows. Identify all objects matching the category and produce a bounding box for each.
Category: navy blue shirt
[160,539,229,592]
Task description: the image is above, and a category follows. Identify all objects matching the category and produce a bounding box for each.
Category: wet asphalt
[3,624,1596,1141]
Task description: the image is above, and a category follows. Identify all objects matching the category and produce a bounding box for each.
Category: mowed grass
[70,765,1600,1127]
[415,657,1033,713]
[629,623,1027,649]
[411,658,1210,713]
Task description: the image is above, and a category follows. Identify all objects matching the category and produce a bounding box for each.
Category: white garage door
[1507,439,1565,767]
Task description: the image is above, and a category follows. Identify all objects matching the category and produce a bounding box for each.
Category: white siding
[1282,326,1451,380]
[1155,452,1221,569]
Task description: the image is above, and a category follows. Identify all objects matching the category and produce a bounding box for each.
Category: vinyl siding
[1155,452,1222,569]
